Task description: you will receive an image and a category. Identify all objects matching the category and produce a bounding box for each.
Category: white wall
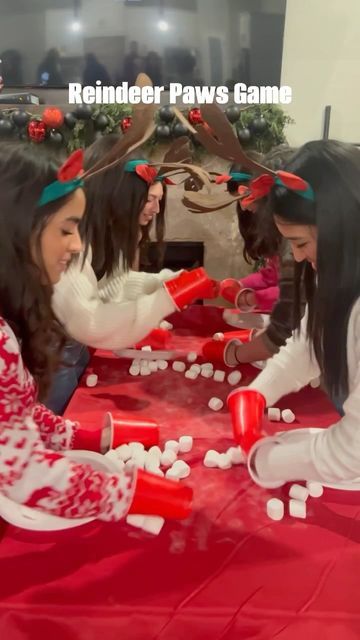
[281,0,360,145]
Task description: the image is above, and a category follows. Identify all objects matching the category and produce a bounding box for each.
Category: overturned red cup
[222,329,254,343]
[227,388,266,453]
[72,425,104,453]
[129,469,193,519]
[202,338,242,366]
[164,267,215,310]
[104,412,160,449]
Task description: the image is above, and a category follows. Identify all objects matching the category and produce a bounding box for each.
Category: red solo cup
[202,338,242,366]
[227,388,266,453]
[104,412,160,448]
[72,425,104,453]
[222,329,254,343]
[164,267,216,310]
[129,469,193,519]
[135,327,171,350]
[220,278,242,305]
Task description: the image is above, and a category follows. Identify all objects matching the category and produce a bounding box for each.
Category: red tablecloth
[1,306,360,640]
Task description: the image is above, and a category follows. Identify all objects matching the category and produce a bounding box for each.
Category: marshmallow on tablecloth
[157,360,168,370]
[147,445,162,461]
[227,446,245,465]
[140,362,151,376]
[105,450,125,470]
[213,332,224,341]
[208,397,223,411]
[132,450,146,469]
[218,453,232,469]
[201,368,213,379]
[164,440,180,454]
[116,444,132,461]
[141,345,152,352]
[306,481,324,497]
[129,365,140,376]
[185,369,198,380]
[160,449,177,468]
[86,374,98,387]
[268,407,281,422]
[159,320,173,331]
[173,361,186,373]
[289,484,309,502]
[289,499,307,519]
[126,514,146,529]
[187,352,198,363]
[190,363,201,374]
[227,370,242,386]
[266,498,284,521]
[170,460,191,479]
[148,361,158,372]
[179,436,193,453]
[141,515,165,535]
[281,409,295,424]
[203,450,220,468]
[213,370,225,383]
[128,442,145,453]
[165,468,180,480]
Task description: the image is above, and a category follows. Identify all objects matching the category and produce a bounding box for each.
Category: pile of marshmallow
[267,481,323,521]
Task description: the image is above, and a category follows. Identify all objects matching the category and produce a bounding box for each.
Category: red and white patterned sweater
[0,317,134,521]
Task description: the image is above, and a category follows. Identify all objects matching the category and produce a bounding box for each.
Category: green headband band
[38,177,84,207]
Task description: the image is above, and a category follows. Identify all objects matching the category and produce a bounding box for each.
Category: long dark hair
[0,142,71,399]
[269,139,360,402]
[83,134,166,278]
[227,145,295,263]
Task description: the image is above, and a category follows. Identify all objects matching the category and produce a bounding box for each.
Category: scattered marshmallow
[126,514,146,529]
[185,369,198,380]
[160,449,177,468]
[141,515,165,535]
[213,370,225,383]
[116,444,132,461]
[128,442,145,453]
[141,345,152,352]
[86,373,98,387]
[306,481,324,498]
[201,362,213,371]
[165,468,180,480]
[140,364,151,376]
[159,320,173,330]
[157,360,169,370]
[310,378,321,388]
[190,363,201,373]
[178,435,193,453]
[170,460,191,479]
[266,498,285,521]
[227,446,245,465]
[164,440,180,454]
[147,445,162,461]
[148,361,158,372]
[187,352,198,363]
[268,407,281,422]
[105,450,125,470]
[129,366,140,376]
[203,450,220,468]
[125,459,135,471]
[289,498,307,519]
[218,453,232,470]
[227,370,242,386]
[289,484,309,502]
[131,450,146,469]
[281,409,295,424]
[201,368,213,379]
[208,397,224,411]
[172,361,186,373]
[213,332,224,341]
[146,464,164,477]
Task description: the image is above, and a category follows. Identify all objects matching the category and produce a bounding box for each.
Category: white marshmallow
[185,369,198,380]
[227,370,242,386]
[86,374,98,387]
[281,409,295,424]
[218,453,232,469]
[190,363,201,374]
[159,320,173,330]
[201,362,213,371]
[289,484,309,502]
[165,468,180,480]
[227,446,245,465]
[128,442,145,453]
[129,366,140,376]
[141,515,165,535]
[148,361,158,372]
[268,407,281,422]
[132,450,146,469]
[140,365,151,376]
[201,368,213,379]
[289,498,307,519]
[164,440,180,453]
[147,445,162,461]
[116,444,132,461]
[172,361,186,373]
[160,449,177,468]
[187,352,198,363]
[125,459,135,471]
[208,397,224,411]
[126,514,146,529]
[146,463,164,477]
[203,450,220,468]
[213,332,224,341]
[105,450,125,471]
[157,360,169,370]
[171,460,191,479]
[306,481,324,498]
[213,370,225,383]
[310,378,321,388]
[266,498,284,521]
[178,435,193,453]
[141,345,152,352]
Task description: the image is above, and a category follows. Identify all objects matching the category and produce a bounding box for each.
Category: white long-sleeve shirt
[247,299,360,487]
[52,249,177,350]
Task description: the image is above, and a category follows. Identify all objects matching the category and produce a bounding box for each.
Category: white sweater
[52,249,177,350]
[247,299,360,487]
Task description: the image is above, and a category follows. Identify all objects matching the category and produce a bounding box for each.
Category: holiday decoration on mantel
[0,102,293,155]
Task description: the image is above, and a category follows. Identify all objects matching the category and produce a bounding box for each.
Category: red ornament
[188,108,203,126]
[120,116,132,133]
[27,120,47,143]
[42,107,64,129]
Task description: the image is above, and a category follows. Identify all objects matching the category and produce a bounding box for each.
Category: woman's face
[274,216,317,270]
[37,188,86,284]
[138,181,163,226]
